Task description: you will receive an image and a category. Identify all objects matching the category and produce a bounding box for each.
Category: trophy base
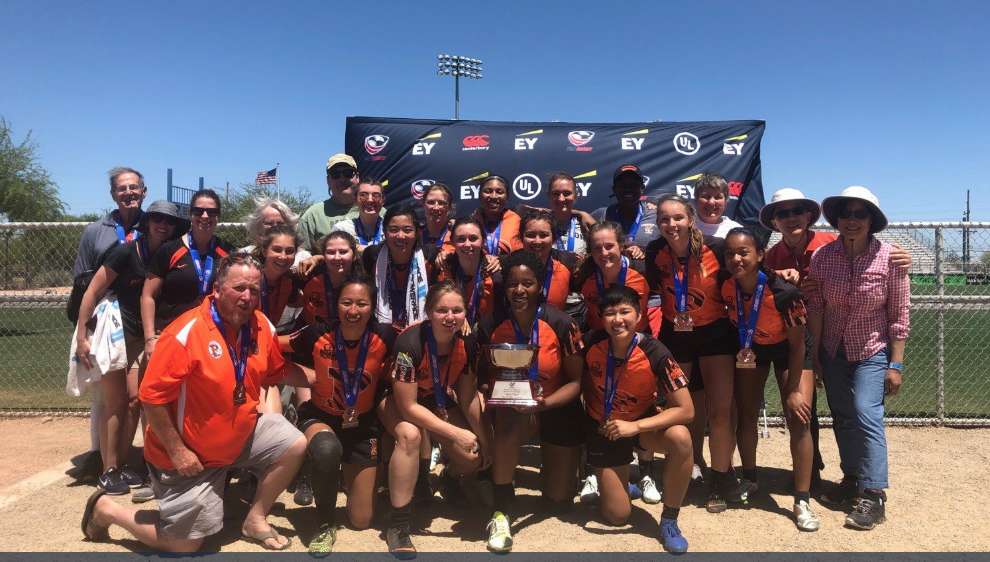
[487,379,538,408]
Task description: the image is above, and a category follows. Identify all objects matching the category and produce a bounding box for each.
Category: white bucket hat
[821,186,888,234]
[759,188,822,231]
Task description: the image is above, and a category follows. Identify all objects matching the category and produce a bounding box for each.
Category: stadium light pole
[437,54,483,120]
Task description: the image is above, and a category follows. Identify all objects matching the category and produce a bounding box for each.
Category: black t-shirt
[147,236,235,331]
[102,240,152,337]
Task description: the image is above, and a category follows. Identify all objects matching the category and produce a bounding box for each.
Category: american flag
[255,168,277,185]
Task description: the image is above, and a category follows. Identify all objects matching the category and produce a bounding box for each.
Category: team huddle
[75,155,911,555]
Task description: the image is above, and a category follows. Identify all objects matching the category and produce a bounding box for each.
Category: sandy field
[0,417,988,553]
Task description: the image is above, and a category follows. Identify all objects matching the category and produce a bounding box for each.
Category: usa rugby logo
[411,179,436,199]
[364,135,389,155]
[568,131,595,146]
[208,341,223,359]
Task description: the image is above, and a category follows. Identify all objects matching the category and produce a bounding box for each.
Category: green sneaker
[486,511,513,552]
[308,524,336,558]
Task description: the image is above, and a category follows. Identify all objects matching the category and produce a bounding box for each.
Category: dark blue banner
[345,117,766,226]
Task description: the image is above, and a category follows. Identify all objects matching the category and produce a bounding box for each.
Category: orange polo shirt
[139,297,290,470]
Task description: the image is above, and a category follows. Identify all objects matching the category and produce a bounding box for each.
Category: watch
[889,362,905,373]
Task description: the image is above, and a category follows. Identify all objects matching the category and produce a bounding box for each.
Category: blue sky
[2,0,988,220]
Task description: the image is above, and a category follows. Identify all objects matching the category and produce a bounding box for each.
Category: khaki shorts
[148,414,303,540]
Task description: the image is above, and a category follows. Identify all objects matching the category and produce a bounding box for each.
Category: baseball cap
[326,153,357,171]
[612,164,644,185]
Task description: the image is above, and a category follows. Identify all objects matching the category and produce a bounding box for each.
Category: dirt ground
[0,417,988,553]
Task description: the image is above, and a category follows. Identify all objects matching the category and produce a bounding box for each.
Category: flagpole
[275,162,280,200]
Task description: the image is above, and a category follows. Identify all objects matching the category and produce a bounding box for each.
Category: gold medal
[435,406,449,422]
[736,348,757,369]
[673,311,694,332]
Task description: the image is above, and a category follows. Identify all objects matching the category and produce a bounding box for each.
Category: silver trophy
[485,343,540,407]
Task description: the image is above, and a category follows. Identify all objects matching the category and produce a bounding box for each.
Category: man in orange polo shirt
[81,254,307,552]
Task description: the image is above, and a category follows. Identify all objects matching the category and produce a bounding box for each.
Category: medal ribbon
[484,217,503,255]
[138,236,151,266]
[603,334,640,420]
[426,325,454,410]
[594,256,629,298]
[386,253,407,322]
[336,327,371,408]
[669,250,689,313]
[554,216,578,252]
[457,259,484,325]
[187,233,215,295]
[510,305,542,383]
[355,218,383,246]
[425,224,449,249]
[542,256,554,302]
[612,204,642,242]
[735,271,767,350]
[260,272,271,319]
[114,210,141,245]
[322,273,336,321]
[210,301,251,392]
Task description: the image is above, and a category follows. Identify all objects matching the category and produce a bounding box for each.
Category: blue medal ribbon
[735,271,768,350]
[594,256,629,299]
[138,236,151,266]
[260,272,271,319]
[510,305,542,383]
[209,301,251,393]
[336,327,371,409]
[603,334,640,420]
[354,218,383,246]
[187,233,216,295]
[425,224,449,249]
[387,253,406,322]
[554,216,578,252]
[426,325,454,410]
[457,259,484,326]
[322,273,336,322]
[669,250,689,313]
[542,256,555,302]
[484,216,503,255]
[612,204,642,243]
[113,210,141,245]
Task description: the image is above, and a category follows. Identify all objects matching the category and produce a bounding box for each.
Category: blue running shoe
[627,482,642,500]
[659,517,689,553]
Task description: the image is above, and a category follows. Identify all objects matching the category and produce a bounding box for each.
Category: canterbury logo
[462,135,489,148]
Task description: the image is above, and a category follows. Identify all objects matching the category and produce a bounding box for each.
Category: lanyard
[322,273,337,321]
[457,259,484,325]
[510,306,542,382]
[210,301,251,387]
[425,224,449,249]
[426,325,454,410]
[735,271,768,350]
[354,218,383,246]
[668,249,689,313]
[602,334,639,419]
[554,216,578,252]
[187,233,215,295]
[542,256,555,302]
[603,334,640,419]
[113,211,140,245]
[336,327,371,408]
[612,204,642,242]
[485,216,503,255]
[386,253,407,322]
[594,256,628,298]
[138,236,151,266]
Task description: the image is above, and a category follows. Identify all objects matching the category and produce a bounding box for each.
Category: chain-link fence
[2,221,989,425]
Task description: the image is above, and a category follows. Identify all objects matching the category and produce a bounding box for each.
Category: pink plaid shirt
[807,237,910,361]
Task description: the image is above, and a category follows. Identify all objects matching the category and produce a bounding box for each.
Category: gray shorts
[148,413,303,540]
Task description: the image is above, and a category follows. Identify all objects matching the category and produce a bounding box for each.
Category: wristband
[889,362,904,373]
[145,336,159,343]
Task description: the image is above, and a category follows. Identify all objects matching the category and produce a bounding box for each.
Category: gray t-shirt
[590,202,661,249]
[72,210,142,277]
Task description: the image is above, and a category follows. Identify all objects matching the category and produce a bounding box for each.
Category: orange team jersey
[476,305,584,397]
[644,235,728,327]
[262,273,299,325]
[581,329,688,422]
[718,271,808,346]
[542,249,577,311]
[139,297,289,470]
[301,273,339,325]
[581,266,651,332]
[437,262,502,325]
[392,321,479,401]
[289,321,397,416]
[764,230,838,284]
[480,209,523,255]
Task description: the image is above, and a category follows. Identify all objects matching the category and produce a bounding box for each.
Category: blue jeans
[820,343,889,490]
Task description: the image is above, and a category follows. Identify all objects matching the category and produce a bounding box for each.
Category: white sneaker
[794,500,820,532]
[579,475,599,503]
[486,511,513,552]
[639,475,662,504]
[691,464,704,483]
[429,444,442,471]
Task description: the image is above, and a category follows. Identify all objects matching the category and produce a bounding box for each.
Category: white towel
[66,293,127,397]
[375,247,428,326]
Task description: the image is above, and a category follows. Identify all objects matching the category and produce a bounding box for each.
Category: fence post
[935,226,945,425]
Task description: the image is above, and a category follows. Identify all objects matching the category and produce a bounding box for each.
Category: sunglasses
[328,168,357,180]
[773,206,808,220]
[147,213,178,226]
[838,209,871,220]
[190,207,220,218]
[357,192,383,202]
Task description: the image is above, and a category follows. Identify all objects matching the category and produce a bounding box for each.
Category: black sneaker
[119,466,143,489]
[386,524,417,560]
[822,476,859,506]
[439,471,470,509]
[414,474,436,504]
[70,451,104,484]
[845,491,886,530]
[724,478,750,504]
[705,487,727,513]
[294,475,314,506]
[98,468,130,496]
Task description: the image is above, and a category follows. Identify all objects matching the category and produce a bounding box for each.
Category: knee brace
[308,430,344,477]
